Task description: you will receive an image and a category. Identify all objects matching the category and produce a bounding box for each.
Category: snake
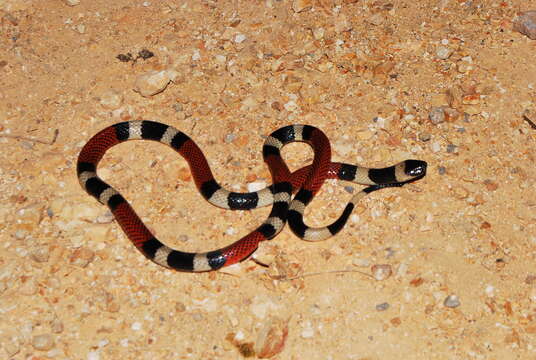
[77,120,427,272]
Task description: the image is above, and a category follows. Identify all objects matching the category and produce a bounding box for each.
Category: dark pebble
[376,302,390,311]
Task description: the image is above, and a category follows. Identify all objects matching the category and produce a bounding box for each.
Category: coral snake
[77,120,427,272]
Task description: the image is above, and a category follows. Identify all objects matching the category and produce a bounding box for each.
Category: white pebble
[234,330,245,341]
[87,351,100,360]
[64,0,80,5]
[529,288,536,302]
[371,264,392,281]
[131,322,142,331]
[444,295,460,308]
[461,56,473,63]
[96,211,114,224]
[436,46,453,60]
[98,339,109,348]
[192,49,201,61]
[215,54,226,64]
[301,327,314,338]
[429,106,445,124]
[234,34,247,43]
[32,334,54,351]
[225,227,236,235]
[284,100,298,112]
[485,285,495,297]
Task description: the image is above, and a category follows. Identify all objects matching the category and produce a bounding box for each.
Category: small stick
[273,269,374,281]
[522,111,536,130]
[0,129,59,145]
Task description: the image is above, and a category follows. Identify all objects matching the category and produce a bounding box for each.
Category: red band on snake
[77,120,426,272]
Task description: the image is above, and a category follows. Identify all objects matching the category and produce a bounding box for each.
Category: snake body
[77,120,426,272]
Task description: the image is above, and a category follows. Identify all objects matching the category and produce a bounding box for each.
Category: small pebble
[457,61,472,73]
[134,69,177,97]
[284,100,298,112]
[30,246,50,263]
[172,103,183,112]
[485,285,495,297]
[96,211,114,224]
[513,11,536,40]
[88,351,100,360]
[446,144,457,153]
[438,166,446,175]
[15,229,28,239]
[530,288,536,302]
[69,248,95,268]
[100,90,123,110]
[32,334,55,351]
[436,46,453,60]
[51,318,64,333]
[525,275,536,285]
[64,0,80,5]
[376,302,390,311]
[214,54,226,64]
[300,327,314,338]
[371,264,392,281]
[4,341,20,357]
[313,28,325,40]
[443,107,461,122]
[429,107,445,124]
[224,133,236,143]
[292,0,312,13]
[175,301,186,312]
[234,34,246,43]
[444,295,460,308]
[431,141,441,152]
[418,132,431,142]
[368,13,385,26]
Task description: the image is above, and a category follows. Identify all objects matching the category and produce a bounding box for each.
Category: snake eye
[404,160,427,177]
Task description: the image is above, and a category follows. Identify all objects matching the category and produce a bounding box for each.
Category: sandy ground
[1,0,536,359]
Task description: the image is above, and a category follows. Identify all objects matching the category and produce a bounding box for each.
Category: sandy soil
[1,0,535,359]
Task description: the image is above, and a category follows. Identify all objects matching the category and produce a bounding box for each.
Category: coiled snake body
[77,121,427,272]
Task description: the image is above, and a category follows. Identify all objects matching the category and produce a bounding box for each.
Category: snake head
[404,160,427,178]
